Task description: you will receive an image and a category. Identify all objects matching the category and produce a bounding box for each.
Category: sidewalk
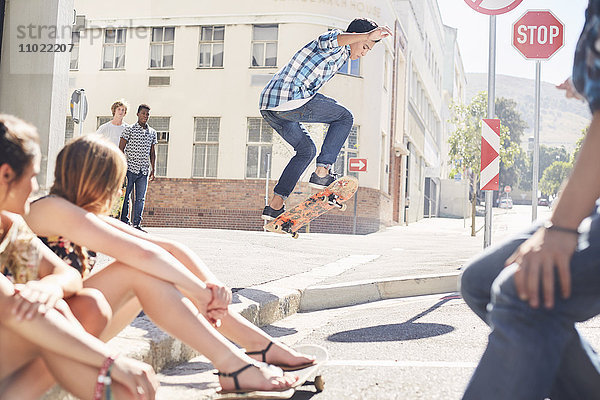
[44,205,549,399]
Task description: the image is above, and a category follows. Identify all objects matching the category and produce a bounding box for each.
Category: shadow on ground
[327,296,457,342]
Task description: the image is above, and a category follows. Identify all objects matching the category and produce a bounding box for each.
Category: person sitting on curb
[25,134,316,394]
[461,2,600,398]
[0,114,158,400]
[259,18,392,220]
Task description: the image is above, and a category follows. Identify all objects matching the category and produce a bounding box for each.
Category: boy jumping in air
[259,18,392,220]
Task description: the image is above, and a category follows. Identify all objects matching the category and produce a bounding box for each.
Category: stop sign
[512,10,564,60]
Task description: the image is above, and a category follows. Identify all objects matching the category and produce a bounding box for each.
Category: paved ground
[47,205,564,399]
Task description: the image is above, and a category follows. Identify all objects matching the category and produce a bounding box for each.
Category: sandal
[214,362,292,394]
[246,342,316,372]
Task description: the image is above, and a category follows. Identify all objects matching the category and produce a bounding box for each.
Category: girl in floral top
[25,135,311,394]
[0,115,158,399]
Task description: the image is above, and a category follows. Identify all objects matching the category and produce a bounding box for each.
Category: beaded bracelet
[104,361,115,400]
[93,355,116,400]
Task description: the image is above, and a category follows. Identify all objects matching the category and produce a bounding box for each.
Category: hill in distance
[466,73,591,152]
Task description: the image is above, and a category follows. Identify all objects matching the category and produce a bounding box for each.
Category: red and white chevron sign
[480,119,500,191]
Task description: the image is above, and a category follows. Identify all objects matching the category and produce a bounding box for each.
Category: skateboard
[264,176,358,238]
[212,344,328,399]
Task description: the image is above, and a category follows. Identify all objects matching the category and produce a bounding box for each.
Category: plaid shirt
[259,29,350,110]
[121,122,157,175]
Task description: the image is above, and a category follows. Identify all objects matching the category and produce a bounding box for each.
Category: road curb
[300,272,461,311]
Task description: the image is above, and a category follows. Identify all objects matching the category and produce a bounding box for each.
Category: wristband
[93,355,116,400]
[543,221,579,235]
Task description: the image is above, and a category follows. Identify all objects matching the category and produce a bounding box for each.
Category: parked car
[538,198,549,206]
[499,198,513,209]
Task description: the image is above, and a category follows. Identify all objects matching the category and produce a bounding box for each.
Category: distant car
[499,198,513,209]
[538,198,549,206]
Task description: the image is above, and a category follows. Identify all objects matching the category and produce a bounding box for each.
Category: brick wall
[142,178,393,234]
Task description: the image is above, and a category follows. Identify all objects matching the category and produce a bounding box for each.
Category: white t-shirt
[96,121,129,147]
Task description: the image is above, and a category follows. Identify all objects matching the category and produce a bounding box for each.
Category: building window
[251,25,278,67]
[102,28,126,69]
[150,27,174,69]
[70,31,80,70]
[193,117,219,178]
[148,117,170,177]
[65,116,74,144]
[338,58,360,76]
[246,118,273,178]
[97,116,112,129]
[199,26,224,68]
[333,125,359,178]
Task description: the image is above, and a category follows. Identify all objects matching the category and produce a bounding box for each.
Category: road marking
[327,360,477,368]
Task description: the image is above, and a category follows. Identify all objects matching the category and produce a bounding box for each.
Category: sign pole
[484,15,496,248]
[532,60,541,221]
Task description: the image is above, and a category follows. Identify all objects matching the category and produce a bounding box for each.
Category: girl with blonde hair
[24,134,313,394]
[0,114,158,399]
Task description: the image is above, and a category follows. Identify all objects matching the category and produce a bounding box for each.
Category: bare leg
[216,311,315,368]
[0,284,132,400]
[269,194,285,210]
[314,165,329,177]
[83,262,297,391]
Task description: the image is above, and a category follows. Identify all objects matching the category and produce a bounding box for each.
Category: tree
[539,161,572,197]
[571,126,588,164]
[495,97,528,194]
[448,91,520,236]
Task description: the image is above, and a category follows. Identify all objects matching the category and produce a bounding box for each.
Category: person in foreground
[461,2,600,398]
[0,114,158,399]
[25,134,315,393]
[259,18,392,220]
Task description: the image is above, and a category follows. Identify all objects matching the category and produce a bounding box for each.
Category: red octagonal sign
[512,10,564,60]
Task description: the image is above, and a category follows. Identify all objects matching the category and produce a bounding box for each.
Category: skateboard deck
[291,344,328,392]
[212,344,328,399]
[264,176,358,238]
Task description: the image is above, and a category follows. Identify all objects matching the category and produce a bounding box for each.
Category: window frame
[198,25,225,68]
[333,125,359,178]
[102,28,127,70]
[148,116,170,177]
[70,31,80,70]
[245,117,273,179]
[149,27,175,69]
[192,117,220,178]
[251,24,278,68]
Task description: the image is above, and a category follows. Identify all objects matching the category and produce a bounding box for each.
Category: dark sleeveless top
[32,196,96,277]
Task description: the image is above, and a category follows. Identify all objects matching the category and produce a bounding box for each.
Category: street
[150,203,600,400]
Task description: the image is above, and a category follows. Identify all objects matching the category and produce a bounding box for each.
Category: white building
[393,0,447,222]
[0,0,465,233]
[67,0,411,232]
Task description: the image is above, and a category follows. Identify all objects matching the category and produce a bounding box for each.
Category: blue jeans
[260,93,353,199]
[120,170,148,227]
[460,212,600,399]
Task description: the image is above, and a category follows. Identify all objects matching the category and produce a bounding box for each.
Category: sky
[437,0,589,85]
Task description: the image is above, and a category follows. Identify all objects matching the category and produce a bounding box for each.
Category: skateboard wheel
[291,232,299,239]
[339,203,347,212]
[315,375,325,392]
[273,224,282,232]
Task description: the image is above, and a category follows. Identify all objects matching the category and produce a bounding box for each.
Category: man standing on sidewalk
[119,104,156,232]
[96,100,129,147]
